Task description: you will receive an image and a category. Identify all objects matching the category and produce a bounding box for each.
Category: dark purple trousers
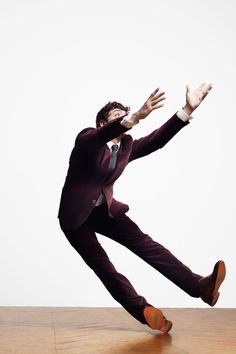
[60,203,202,324]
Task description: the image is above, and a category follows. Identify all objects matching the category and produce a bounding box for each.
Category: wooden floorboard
[0,307,235,353]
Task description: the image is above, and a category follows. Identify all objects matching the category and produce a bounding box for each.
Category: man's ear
[100,120,105,127]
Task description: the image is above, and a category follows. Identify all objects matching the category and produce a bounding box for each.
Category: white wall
[1,0,235,308]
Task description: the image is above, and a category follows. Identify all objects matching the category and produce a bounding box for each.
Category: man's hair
[96,101,130,128]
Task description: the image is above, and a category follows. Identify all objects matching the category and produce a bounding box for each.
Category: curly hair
[96,101,130,128]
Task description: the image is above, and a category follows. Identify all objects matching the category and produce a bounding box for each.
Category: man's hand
[131,88,166,123]
[183,83,213,116]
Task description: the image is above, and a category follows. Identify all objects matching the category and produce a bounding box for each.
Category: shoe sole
[143,307,172,333]
[161,319,173,333]
[210,260,226,306]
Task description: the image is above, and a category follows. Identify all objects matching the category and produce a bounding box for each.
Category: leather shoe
[199,260,226,306]
[143,306,172,333]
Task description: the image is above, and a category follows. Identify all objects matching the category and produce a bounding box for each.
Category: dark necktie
[106,144,119,177]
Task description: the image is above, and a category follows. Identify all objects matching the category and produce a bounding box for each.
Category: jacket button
[92,199,97,204]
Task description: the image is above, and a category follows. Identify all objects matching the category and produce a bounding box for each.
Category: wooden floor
[0,307,235,354]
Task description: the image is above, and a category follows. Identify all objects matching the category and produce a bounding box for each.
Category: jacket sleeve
[129,113,190,162]
[76,116,131,147]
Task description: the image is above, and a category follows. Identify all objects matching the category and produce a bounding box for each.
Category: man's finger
[186,84,191,93]
[197,82,206,92]
[149,88,160,98]
[202,84,213,99]
[151,96,166,106]
[152,102,165,110]
[150,91,165,101]
[203,84,213,93]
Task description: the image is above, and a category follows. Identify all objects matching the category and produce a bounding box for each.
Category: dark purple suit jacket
[58,113,189,231]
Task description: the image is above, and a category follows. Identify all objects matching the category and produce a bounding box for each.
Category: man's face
[100,108,126,127]
[107,108,126,121]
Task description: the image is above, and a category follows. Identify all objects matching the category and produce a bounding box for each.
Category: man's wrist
[120,113,139,128]
[177,108,193,122]
[130,112,141,124]
[182,105,194,116]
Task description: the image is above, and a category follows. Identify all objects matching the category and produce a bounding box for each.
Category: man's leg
[60,215,152,324]
[94,211,202,298]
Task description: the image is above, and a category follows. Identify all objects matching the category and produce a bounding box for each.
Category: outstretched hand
[132,88,166,122]
[183,83,213,116]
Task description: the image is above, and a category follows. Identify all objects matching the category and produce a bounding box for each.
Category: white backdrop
[1,0,235,308]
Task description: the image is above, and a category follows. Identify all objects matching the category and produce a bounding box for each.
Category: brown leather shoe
[143,306,173,333]
[199,260,226,306]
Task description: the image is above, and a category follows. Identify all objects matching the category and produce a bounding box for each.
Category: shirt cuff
[177,109,193,122]
[120,114,138,128]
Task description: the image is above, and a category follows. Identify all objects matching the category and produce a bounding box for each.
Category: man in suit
[58,83,226,333]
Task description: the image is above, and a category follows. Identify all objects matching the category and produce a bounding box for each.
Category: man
[58,83,226,333]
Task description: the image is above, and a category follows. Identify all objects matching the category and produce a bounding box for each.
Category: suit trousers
[59,203,202,324]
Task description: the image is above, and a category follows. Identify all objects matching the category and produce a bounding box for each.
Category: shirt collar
[107,141,120,150]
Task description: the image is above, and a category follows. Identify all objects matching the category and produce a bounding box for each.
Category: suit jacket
[58,113,189,231]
